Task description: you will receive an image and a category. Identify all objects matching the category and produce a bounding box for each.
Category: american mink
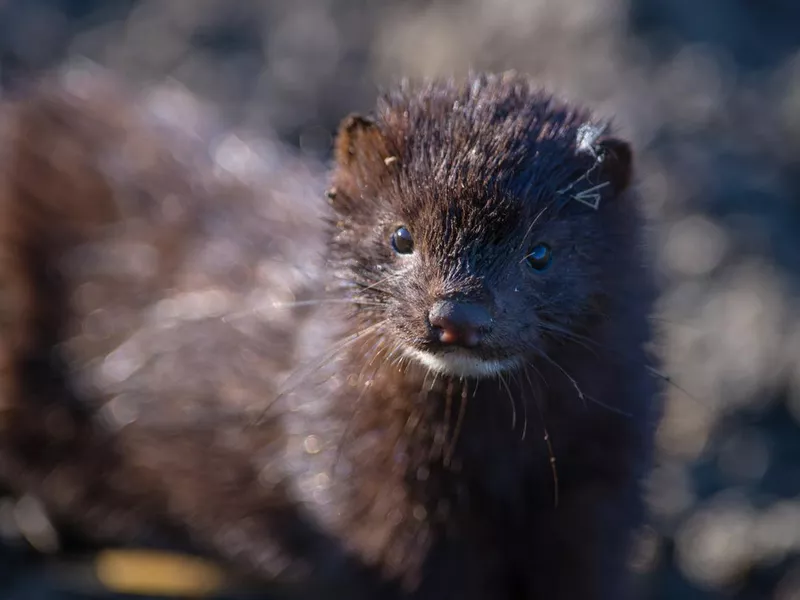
[0,67,660,599]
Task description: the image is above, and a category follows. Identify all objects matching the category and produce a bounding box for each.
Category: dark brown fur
[294,73,660,599]
[0,68,660,599]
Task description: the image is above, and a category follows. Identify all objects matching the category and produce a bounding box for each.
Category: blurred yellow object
[95,549,226,597]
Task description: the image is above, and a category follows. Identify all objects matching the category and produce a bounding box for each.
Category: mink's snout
[427,300,492,348]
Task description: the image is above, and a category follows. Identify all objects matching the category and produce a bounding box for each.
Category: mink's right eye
[391,226,414,255]
[525,243,553,272]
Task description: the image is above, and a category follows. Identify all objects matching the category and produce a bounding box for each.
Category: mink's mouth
[403,347,520,378]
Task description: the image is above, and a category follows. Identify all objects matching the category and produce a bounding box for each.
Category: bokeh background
[1,0,799,598]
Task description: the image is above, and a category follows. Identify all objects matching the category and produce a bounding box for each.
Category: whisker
[536,352,632,418]
[538,321,698,404]
[429,370,440,392]
[525,357,549,391]
[497,372,517,431]
[422,367,432,392]
[356,340,385,385]
[271,299,387,308]
[333,371,375,477]
[349,273,405,299]
[249,319,388,426]
[542,425,559,508]
[443,378,454,456]
[445,380,469,467]
[539,323,599,354]
[517,369,531,441]
[517,204,551,254]
[361,272,404,291]
[522,364,558,507]
[387,342,407,370]
[472,379,481,399]
[329,273,403,301]
[646,366,696,402]
[537,351,583,410]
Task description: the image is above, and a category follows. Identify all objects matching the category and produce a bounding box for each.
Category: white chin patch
[404,348,519,378]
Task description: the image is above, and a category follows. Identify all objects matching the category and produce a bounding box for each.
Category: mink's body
[0,68,659,599]
[288,74,660,599]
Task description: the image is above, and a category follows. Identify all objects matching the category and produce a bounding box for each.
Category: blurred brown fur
[0,65,336,582]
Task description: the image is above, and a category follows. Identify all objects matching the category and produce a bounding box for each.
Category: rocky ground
[1,1,799,598]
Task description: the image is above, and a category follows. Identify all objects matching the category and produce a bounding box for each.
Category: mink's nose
[428,300,492,348]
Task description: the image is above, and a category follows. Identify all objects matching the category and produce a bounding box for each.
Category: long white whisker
[249,319,388,426]
[517,204,551,254]
[271,299,387,308]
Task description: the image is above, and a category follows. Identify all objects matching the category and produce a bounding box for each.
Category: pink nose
[428,300,492,348]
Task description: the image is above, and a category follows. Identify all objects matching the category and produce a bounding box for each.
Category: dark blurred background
[0,0,799,598]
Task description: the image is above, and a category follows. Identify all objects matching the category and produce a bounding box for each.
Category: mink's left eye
[525,243,552,271]
[391,226,414,255]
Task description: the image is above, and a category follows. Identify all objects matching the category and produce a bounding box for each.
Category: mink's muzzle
[400,295,522,377]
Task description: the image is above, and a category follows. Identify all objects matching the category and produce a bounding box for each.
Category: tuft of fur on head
[327,73,636,380]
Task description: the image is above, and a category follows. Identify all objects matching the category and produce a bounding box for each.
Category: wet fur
[0,69,660,599]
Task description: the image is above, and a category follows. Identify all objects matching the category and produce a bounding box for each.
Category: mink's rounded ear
[334,113,390,169]
[596,137,633,195]
[330,113,398,214]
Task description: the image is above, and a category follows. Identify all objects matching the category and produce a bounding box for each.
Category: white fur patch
[404,348,519,378]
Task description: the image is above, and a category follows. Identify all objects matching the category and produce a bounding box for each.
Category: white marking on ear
[575,123,608,159]
[556,122,611,211]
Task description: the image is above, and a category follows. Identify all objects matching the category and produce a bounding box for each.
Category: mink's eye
[391,226,414,255]
[526,243,552,271]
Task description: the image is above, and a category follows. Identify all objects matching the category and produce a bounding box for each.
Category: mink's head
[328,74,639,379]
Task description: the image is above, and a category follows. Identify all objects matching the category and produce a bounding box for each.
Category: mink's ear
[329,113,397,214]
[334,114,390,169]
[596,137,633,195]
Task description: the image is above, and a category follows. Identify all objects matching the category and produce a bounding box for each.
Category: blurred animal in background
[0,64,338,598]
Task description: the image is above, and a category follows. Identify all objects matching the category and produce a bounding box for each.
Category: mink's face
[329,77,634,378]
[331,191,626,379]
